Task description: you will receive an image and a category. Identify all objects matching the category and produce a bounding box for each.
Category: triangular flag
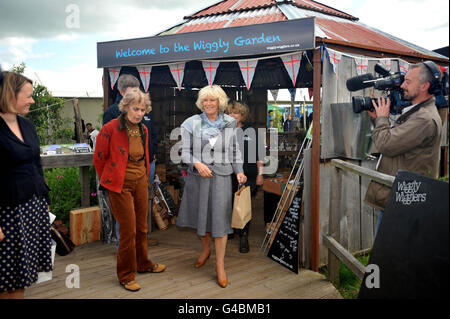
[399,60,410,75]
[238,59,258,90]
[136,65,152,92]
[168,62,185,91]
[202,61,220,86]
[270,89,279,103]
[381,58,392,70]
[326,48,342,75]
[108,67,121,90]
[355,57,369,75]
[281,53,302,87]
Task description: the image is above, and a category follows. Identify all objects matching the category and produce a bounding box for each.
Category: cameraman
[365,62,443,238]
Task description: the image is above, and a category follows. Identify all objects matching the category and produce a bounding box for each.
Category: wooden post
[103,68,110,112]
[73,98,82,143]
[311,47,322,272]
[328,166,341,286]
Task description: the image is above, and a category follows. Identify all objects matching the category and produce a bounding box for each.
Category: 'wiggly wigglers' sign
[97,17,315,68]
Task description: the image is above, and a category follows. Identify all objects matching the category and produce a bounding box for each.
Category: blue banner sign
[97,17,315,68]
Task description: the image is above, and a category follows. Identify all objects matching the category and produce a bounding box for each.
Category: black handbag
[50,224,75,256]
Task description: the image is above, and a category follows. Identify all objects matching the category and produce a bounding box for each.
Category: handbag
[231,184,252,229]
[51,224,75,256]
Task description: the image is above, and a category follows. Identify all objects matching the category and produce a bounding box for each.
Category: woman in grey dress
[176,85,246,288]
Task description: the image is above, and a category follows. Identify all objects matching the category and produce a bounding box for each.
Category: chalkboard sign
[267,193,301,274]
[359,171,449,299]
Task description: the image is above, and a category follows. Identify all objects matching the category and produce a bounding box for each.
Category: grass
[320,252,371,299]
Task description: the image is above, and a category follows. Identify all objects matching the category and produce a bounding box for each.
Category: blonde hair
[226,100,250,122]
[0,71,33,113]
[196,85,229,112]
[118,88,151,113]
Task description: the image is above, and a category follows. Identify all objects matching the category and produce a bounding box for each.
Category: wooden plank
[328,166,341,286]
[360,160,377,248]
[323,235,366,280]
[331,159,395,186]
[40,153,93,169]
[341,160,361,253]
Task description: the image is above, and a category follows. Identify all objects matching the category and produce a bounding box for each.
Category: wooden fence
[323,159,395,285]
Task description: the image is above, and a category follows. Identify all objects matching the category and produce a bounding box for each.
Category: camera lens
[352,96,374,113]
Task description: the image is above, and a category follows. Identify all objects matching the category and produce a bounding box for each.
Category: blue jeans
[115,160,156,250]
[374,210,384,240]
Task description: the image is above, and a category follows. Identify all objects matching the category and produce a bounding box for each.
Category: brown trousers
[108,174,153,283]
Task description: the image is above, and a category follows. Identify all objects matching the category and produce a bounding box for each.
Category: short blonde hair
[118,88,151,113]
[196,85,229,112]
[0,71,33,114]
[226,100,250,122]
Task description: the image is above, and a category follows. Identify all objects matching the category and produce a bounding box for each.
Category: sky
[0,0,448,98]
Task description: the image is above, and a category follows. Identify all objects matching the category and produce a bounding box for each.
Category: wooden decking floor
[25,191,342,299]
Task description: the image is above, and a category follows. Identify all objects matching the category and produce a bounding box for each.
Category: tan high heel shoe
[194,251,211,268]
[215,266,228,288]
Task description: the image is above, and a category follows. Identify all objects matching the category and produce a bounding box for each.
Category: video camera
[346,63,411,114]
[346,62,448,114]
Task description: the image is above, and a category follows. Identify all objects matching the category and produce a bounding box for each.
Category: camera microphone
[346,73,375,92]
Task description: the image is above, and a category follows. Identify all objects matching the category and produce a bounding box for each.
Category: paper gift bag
[231,185,252,229]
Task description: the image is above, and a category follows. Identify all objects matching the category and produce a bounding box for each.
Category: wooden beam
[317,37,449,64]
[40,154,93,169]
[311,47,322,272]
[323,235,366,280]
[331,159,395,187]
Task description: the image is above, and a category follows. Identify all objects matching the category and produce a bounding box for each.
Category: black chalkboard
[267,192,302,274]
[358,171,449,299]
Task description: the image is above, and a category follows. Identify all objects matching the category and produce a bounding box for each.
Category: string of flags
[324,47,411,78]
[107,51,308,91]
[108,48,414,91]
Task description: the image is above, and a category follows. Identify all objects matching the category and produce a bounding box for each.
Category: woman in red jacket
[94,88,165,292]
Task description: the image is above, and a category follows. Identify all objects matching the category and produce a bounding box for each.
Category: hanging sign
[97,17,315,68]
[136,65,152,92]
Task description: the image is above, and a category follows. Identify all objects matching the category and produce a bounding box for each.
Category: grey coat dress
[176,113,243,237]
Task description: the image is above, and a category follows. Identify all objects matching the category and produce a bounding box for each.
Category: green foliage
[44,167,81,225]
[44,167,98,225]
[11,62,73,145]
[320,253,371,299]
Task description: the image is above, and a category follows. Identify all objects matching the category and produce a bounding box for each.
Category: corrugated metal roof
[164,0,447,60]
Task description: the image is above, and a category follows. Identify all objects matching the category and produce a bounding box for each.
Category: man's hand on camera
[371,97,390,118]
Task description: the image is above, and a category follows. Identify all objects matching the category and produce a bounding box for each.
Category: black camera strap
[395,97,432,125]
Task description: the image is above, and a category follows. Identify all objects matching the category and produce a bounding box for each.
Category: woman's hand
[256,174,264,186]
[194,162,213,178]
[236,173,247,184]
[0,227,4,242]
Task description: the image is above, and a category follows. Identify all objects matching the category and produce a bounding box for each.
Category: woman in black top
[0,71,52,299]
[226,101,264,253]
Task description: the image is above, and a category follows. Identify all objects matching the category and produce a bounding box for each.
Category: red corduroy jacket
[93,116,150,193]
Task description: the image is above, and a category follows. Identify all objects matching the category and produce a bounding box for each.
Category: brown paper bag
[231,185,252,229]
